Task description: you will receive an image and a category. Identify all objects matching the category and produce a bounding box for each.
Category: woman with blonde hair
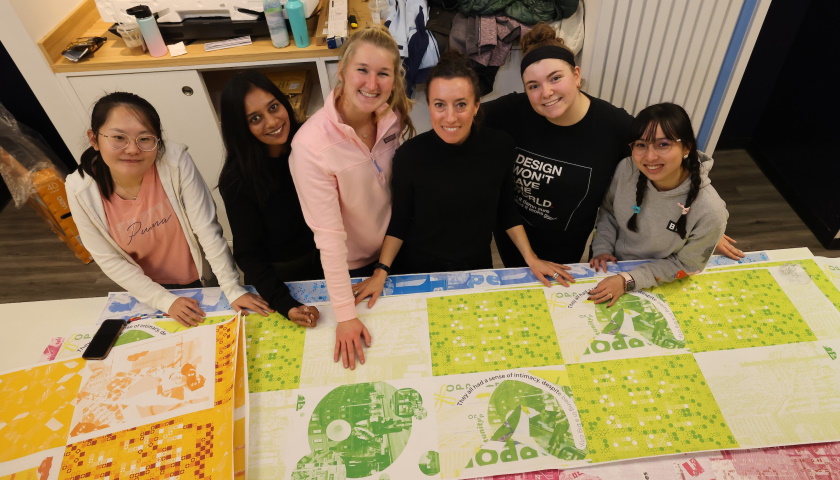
[290,25,415,369]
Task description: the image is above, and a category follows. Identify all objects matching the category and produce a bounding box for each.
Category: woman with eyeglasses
[586,102,728,306]
[483,23,742,266]
[66,91,270,326]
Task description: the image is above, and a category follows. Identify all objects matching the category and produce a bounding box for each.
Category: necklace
[338,111,376,140]
[355,122,375,139]
[113,176,143,200]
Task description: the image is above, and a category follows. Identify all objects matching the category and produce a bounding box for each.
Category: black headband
[520,45,576,76]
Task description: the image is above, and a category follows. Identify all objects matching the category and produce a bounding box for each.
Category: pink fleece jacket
[290,91,402,322]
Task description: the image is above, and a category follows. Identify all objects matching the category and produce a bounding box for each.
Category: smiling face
[88,105,158,181]
[338,42,396,117]
[244,87,291,156]
[428,77,479,145]
[631,125,690,191]
[522,58,581,125]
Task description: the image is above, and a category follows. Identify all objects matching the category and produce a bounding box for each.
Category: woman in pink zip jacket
[290,25,416,370]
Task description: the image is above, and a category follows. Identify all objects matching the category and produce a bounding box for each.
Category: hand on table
[589,253,617,273]
[231,293,274,316]
[168,297,206,327]
[526,257,574,287]
[353,270,388,308]
[334,318,372,370]
[715,235,745,260]
[287,305,320,327]
[587,275,625,307]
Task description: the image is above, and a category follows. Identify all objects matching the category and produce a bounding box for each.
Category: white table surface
[0,296,105,372]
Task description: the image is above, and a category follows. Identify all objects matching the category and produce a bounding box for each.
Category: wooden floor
[1,149,837,305]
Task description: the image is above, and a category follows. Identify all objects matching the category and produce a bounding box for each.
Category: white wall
[1,0,89,160]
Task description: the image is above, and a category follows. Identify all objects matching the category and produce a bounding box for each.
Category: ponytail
[78,146,115,199]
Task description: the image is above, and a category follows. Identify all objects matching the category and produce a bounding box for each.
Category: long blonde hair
[334,25,416,139]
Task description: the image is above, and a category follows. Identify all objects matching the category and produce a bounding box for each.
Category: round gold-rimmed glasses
[99,133,160,152]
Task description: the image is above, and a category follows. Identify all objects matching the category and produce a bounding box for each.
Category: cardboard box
[315,0,376,47]
[265,70,312,121]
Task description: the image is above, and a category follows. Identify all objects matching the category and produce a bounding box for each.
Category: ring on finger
[353,290,360,297]
[552,272,559,279]
[608,293,613,299]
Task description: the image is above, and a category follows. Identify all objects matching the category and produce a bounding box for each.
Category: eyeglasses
[630,138,681,155]
[98,133,160,152]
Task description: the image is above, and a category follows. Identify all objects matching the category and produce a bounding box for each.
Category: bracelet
[373,262,391,274]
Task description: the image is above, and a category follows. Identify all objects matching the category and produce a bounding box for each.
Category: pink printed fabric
[103,164,198,285]
[465,442,840,479]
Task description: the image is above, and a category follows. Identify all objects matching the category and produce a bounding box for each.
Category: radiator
[579,0,766,151]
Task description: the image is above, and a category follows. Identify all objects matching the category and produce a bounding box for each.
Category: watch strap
[373,262,391,274]
[618,272,635,291]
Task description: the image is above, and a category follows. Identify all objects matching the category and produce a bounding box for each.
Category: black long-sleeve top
[218,153,316,314]
[386,126,522,273]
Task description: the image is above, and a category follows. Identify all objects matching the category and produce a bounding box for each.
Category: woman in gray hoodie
[587,103,728,306]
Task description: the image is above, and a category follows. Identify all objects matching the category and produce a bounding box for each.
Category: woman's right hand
[335,318,372,370]
[287,305,320,327]
[168,297,206,327]
[589,253,617,273]
[353,270,388,308]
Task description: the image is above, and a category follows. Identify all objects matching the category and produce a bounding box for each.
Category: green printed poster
[242,252,840,479]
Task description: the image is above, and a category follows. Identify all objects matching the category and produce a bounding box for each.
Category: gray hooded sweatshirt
[591,152,728,290]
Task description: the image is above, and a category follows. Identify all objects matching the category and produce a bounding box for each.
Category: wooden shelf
[37,0,374,74]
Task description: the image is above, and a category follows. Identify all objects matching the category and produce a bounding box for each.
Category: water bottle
[126,5,167,57]
[263,0,290,48]
[285,0,310,48]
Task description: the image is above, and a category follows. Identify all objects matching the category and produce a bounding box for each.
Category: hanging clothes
[387,0,440,96]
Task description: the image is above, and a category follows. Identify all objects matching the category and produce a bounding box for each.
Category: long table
[2,248,840,479]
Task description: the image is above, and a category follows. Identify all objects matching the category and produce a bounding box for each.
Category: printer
[96,0,320,23]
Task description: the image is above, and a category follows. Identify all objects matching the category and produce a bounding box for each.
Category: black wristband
[373,262,391,274]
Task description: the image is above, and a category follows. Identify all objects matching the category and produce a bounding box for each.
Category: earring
[683,154,688,159]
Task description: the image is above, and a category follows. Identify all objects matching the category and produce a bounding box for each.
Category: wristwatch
[618,272,636,292]
[373,262,391,274]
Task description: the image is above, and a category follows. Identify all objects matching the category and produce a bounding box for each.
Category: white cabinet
[69,69,231,236]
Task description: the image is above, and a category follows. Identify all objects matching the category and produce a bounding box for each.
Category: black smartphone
[82,319,128,360]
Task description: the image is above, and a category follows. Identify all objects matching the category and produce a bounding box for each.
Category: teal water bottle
[263,0,290,47]
[286,0,310,48]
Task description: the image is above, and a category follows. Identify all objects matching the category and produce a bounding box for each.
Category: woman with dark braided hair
[586,103,728,306]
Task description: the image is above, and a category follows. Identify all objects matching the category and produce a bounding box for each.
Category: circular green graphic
[487,380,585,460]
[418,451,440,476]
[298,382,425,478]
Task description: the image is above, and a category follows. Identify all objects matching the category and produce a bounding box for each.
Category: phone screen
[82,319,127,360]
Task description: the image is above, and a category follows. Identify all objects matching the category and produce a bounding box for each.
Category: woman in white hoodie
[66,92,269,326]
[587,103,729,306]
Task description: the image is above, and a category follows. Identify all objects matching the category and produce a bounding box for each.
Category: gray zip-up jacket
[591,152,728,289]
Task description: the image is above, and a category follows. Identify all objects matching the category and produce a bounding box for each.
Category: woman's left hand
[231,293,274,316]
[587,275,625,307]
[526,258,574,287]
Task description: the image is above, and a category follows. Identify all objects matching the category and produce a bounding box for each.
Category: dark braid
[674,153,701,239]
[626,171,648,232]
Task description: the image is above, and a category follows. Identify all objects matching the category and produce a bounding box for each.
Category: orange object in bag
[0,146,92,263]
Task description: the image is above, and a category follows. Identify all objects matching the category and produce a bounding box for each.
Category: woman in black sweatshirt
[352,52,574,307]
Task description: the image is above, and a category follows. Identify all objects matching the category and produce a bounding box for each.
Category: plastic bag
[0,102,92,263]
